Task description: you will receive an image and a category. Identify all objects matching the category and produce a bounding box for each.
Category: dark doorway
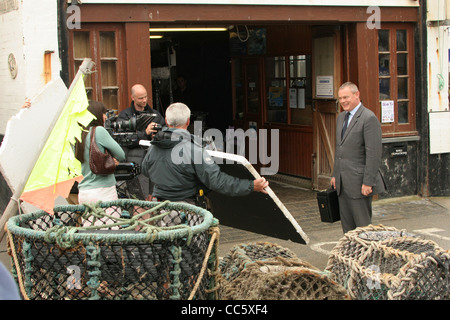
[150,31,233,134]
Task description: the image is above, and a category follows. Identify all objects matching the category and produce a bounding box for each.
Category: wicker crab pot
[6,199,220,300]
[219,242,349,300]
[326,224,450,300]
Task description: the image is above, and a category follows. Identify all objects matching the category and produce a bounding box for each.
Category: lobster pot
[6,200,219,300]
[219,242,349,300]
[326,224,450,300]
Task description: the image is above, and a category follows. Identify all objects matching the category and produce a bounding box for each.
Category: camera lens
[114,117,137,131]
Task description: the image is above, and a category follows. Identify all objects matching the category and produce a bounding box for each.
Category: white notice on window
[289,88,297,108]
[429,111,450,154]
[381,100,394,123]
[298,88,305,109]
[316,76,333,98]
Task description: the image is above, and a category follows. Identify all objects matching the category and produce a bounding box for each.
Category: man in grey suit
[331,82,386,233]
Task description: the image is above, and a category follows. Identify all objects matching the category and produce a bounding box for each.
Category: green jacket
[142,127,254,201]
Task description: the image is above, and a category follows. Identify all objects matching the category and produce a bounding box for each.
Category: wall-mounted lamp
[150,35,163,39]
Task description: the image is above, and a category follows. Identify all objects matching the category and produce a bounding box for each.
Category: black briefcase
[317,188,340,223]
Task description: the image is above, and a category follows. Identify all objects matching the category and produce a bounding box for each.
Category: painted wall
[427,1,449,112]
[425,0,450,196]
[0,0,61,136]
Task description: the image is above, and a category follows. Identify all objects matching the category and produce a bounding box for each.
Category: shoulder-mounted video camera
[105,110,162,147]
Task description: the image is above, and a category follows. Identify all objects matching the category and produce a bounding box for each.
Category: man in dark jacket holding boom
[141,102,268,203]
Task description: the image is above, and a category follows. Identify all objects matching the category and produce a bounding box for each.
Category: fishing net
[6,199,220,300]
[219,242,349,300]
[326,224,450,300]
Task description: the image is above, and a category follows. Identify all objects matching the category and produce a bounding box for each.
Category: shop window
[70,25,124,112]
[265,55,312,125]
[266,56,287,123]
[377,25,415,134]
[289,55,312,125]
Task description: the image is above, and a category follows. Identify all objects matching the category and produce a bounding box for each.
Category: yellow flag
[20,75,95,213]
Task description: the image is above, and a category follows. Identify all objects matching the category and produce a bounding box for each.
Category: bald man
[118,84,166,198]
[118,84,165,143]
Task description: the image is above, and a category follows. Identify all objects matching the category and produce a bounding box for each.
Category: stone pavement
[217,178,450,256]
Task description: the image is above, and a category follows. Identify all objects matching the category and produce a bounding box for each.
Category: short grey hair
[339,82,359,94]
[165,103,191,127]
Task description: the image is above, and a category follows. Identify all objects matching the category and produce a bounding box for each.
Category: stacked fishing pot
[326,224,450,300]
[219,242,349,300]
[6,200,220,300]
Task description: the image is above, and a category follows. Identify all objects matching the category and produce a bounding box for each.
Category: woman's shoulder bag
[89,126,116,175]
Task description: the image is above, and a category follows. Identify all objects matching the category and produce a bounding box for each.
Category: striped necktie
[341,112,350,139]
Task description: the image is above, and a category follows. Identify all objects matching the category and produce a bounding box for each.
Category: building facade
[0,0,61,133]
[1,0,449,198]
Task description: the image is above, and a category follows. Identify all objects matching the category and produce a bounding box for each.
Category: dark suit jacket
[332,104,386,199]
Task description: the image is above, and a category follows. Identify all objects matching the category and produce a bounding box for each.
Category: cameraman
[118,84,165,198]
[141,103,268,204]
[118,84,165,141]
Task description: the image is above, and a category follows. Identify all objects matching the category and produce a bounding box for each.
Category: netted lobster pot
[6,199,220,300]
[219,242,349,300]
[326,224,450,300]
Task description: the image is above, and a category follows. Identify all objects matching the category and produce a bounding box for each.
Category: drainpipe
[417,0,429,197]
[57,0,70,87]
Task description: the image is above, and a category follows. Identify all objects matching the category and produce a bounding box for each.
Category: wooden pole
[0,58,94,241]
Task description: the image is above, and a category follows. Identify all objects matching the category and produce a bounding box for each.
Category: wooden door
[231,57,263,128]
[243,58,263,129]
[230,58,263,165]
[311,26,343,190]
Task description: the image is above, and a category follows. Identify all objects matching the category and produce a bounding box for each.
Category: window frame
[377,23,416,136]
[68,23,126,112]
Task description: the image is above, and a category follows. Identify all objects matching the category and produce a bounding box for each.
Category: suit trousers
[338,191,372,234]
